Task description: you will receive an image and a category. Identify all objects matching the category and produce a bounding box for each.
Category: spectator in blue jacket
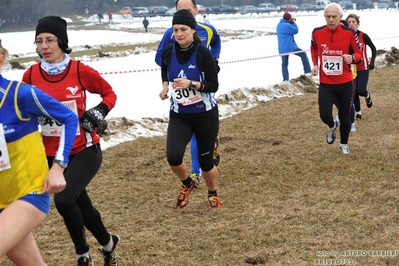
[155,0,221,186]
[276,12,311,81]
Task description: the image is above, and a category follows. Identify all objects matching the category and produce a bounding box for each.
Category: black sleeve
[196,46,219,93]
[161,47,172,82]
[363,33,377,65]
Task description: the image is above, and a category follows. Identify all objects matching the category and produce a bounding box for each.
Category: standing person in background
[85,5,89,15]
[346,13,376,120]
[0,40,78,265]
[155,0,221,186]
[22,16,119,266]
[276,12,311,82]
[142,17,149,32]
[108,12,113,24]
[97,13,103,24]
[159,10,222,209]
[310,3,362,154]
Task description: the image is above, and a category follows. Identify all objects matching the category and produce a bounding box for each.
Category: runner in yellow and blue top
[155,0,221,186]
[0,40,77,265]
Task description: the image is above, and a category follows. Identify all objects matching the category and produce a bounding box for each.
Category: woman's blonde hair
[0,39,9,63]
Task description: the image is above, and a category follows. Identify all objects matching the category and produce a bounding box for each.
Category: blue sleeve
[197,22,221,59]
[286,23,299,35]
[155,27,175,67]
[208,24,221,59]
[21,85,78,163]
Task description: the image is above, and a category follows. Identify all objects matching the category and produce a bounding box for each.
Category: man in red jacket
[310,3,362,155]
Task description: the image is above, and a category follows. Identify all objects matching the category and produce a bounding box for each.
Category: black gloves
[369,63,375,70]
[215,58,220,73]
[80,103,109,133]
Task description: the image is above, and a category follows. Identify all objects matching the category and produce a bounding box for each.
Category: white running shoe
[326,120,338,144]
[351,123,356,132]
[339,144,350,155]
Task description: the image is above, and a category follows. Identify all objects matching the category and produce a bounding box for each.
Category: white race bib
[322,55,343,75]
[171,88,202,106]
[41,100,80,136]
[0,124,11,172]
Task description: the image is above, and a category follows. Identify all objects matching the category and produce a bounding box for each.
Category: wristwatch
[53,159,68,168]
[190,81,197,90]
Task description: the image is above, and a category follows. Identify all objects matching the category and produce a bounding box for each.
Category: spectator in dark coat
[142,17,149,32]
[97,13,103,24]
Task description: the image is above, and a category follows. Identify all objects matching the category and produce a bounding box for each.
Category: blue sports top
[167,44,217,114]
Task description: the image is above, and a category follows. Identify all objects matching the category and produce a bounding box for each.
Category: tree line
[0,0,295,27]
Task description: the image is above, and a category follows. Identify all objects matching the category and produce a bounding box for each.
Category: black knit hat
[172,10,196,29]
[35,16,68,45]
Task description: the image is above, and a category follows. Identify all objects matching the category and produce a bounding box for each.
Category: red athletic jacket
[22,60,116,156]
[311,24,362,84]
[355,30,377,71]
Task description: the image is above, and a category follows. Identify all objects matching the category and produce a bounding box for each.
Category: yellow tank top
[0,131,48,208]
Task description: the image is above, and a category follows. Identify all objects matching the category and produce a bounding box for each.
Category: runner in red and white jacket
[346,13,377,119]
[310,3,362,155]
[21,16,120,265]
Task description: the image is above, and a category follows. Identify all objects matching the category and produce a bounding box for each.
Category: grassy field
[2,62,399,265]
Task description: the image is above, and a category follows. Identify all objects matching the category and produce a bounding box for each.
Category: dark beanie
[283,12,292,21]
[172,9,196,29]
[35,16,68,45]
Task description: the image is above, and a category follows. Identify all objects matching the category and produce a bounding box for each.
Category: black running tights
[48,145,110,254]
[318,81,353,145]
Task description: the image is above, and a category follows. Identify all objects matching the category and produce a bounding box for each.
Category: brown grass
[2,63,399,265]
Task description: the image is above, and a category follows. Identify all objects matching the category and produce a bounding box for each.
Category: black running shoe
[77,256,93,266]
[99,235,120,266]
[365,92,373,108]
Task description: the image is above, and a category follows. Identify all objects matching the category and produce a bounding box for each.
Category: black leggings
[48,145,110,254]
[333,77,356,124]
[167,106,219,172]
[319,81,353,144]
[353,70,369,112]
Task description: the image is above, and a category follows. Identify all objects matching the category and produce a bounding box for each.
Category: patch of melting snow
[100,78,310,149]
